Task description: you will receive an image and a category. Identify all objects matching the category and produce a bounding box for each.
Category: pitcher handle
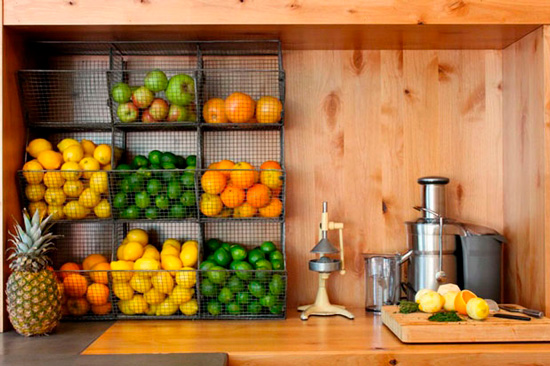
[399,250,413,264]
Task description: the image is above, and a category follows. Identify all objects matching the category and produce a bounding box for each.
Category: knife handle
[494,314,531,321]
[521,308,544,318]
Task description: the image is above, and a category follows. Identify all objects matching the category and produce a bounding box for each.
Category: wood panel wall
[284,48,504,309]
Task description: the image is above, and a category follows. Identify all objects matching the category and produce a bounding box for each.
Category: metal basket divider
[106,221,118,319]
[196,219,206,318]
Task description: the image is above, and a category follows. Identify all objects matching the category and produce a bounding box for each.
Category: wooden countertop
[84,308,550,365]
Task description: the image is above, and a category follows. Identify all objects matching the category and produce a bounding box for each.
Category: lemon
[146,304,159,316]
[110,260,134,282]
[47,204,65,220]
[129,294,149,314]
[94,199,111,218]
[113,282,134,300]
[44,187,66,206]
[127,229,148,246]
[63,180,84,198]
[57,138,79,153]
[180,299,198,316]
[116,244,127,261]
[144,288,166,305]
[130,274,152,293]
[151,272,174,295]
[22,160,44,184]
[78,188,101,208]
[79,157,101,179]
[60,162,82,181]
[161,255,183,271]
[43,171,65,188]
[28,201,47,219]
[200,193,223,216]
[63,201,90,220]
[102,164,112,171]
[180,245,198,267]
[124,242,144,261]
[466,298,489,320]
[182,240,198,249]
[170,285,194,305]
[134,257,160,272]
[156,299,179,316]
[161,246,180,258]
[25,184,46,201]
[37,150,63,170]
[118,299,135,315]
[80,139,96,156]
[63,144,84,163]
[89,172,108,194]
[415,289,435,304]
[437,283,461,296]
[162,238,181,251]
[142,245,160,261]
[27,138,53,158]
[443,291,459,311]
[418,292,445,313]
[93,144,112,165]
[175,268,197,288]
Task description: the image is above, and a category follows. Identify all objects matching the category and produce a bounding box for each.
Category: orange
[201,170,227,194]
[63,274,88,298]
[82,253,108,271]
[66,297,90,316]
[216,159,235,178]
[271,188,282,198]
[258,198,283,218]
[220,185,245,208]
[208,162,219,170]
[91,302,112,315]
[225,92,255,123]
[230,162,256,189]
[203,98,228,123]
[233,202,257,218]
[37,150,63,170]
[255,96,283,123]
[22,160,44,184]
[454,289,477,315]
[59,262,80,280]
[260,161,283,190]
[86,283,110,305]
[90,262,111,284]
[247,183,272,208]
[200,193,223,217]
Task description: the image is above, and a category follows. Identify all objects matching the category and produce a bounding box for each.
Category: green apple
[117,102,139,123]
[132,86,155,109]
[166,74,195,106]
[111,82,132,103]
[144,69,168,92]
[166,104,188,122]
[149,98,169,120]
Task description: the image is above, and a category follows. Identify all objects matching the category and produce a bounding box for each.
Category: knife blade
[499,305,544,318]
[493,313,531,321]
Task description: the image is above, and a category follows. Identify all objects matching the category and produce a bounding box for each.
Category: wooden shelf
[83,308,550,365]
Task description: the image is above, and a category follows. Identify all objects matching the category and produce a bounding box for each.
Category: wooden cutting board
[381,305,550,343]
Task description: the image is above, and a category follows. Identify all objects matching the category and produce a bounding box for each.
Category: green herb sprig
[428,311,463,322]
[399,300,419,314]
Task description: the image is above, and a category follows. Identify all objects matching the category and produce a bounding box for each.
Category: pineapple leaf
[23,214,32,233]
[31,209,40,228]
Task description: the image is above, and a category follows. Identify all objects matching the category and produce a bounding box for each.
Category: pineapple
[6,209,61,336]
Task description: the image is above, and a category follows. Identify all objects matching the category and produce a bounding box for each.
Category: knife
[493,313,531,321]
[499,305,544,319]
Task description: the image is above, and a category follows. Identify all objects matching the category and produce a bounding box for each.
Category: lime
[162,170,179,182]
[144,207,158,219]
[122,205,140,219]
[248,249,265,266]
[255,270,271,281]
[120,178,132,193]
[148,150,162,166]
[161,152,177,166]
[269,250,284,262]
[180,191,196,207]
[269,274,284,295]
[132,155,149,169]
[269,303,284,315]
[230,245,247,262]
[116,163,132,177]
[185,166,196,173]
[146,179,162,196]
[234,261,253,281]
[199,260,216,270]
[218,287,234,304]
[226,302,241,315]
[260,294,276,308]
[207,266,227,285]
[260,241,276,254]
[221,243,231,252]
[169,203,186,218]
[175,155,187,169]
[226,275,244,293]
[271,259,284,270]
[150,163,162,170]
[137,167,152,178]
[213,248,231,267]
[248,281,265,298]
[135,191,151,209]
[162,162,177,170]
[247,301,262,314]
[167,180,182,200]
[206,238,222,254]
[200,278,218,297]
[186,155,197,167]
[128,174,144,192]
[235,292,249,305]
[207,254,216,262]
[180,172,195,188]
[207,300,222,316]
[113,192,128,209]
[229,261,239,270]
[155,195,169,210]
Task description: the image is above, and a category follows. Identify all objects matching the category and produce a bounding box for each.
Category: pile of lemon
[415,284,490,321]
[22,138,114,220]
[110,229,199,316]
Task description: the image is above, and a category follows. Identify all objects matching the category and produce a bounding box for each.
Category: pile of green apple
[111,70,196,123]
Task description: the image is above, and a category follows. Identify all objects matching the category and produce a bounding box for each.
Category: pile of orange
[58,253,112,316]
[203,92,282,124]
[200,160,283,218]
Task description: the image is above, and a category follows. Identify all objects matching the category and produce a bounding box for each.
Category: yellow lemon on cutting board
[126,229,148,246]
[437,283,461,296]
[466,297,489,320]
[415,288,434,304]
[27,138,53,158]
[57,138,79,153]
[418,291,445,313]
[22,160,45,184]
[443,291,459,311]
[60,162,82,181]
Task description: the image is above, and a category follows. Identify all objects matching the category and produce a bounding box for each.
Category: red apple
[117,102,139,123]
[167,104,188,122]
[149,98,169,121]
[132,86,154,109]
[142,110,159,123]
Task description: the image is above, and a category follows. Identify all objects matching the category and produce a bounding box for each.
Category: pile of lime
[113,151,197,219]
[200,238,285,316]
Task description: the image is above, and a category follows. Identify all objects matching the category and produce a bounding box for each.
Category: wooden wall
[284,49,504,309]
